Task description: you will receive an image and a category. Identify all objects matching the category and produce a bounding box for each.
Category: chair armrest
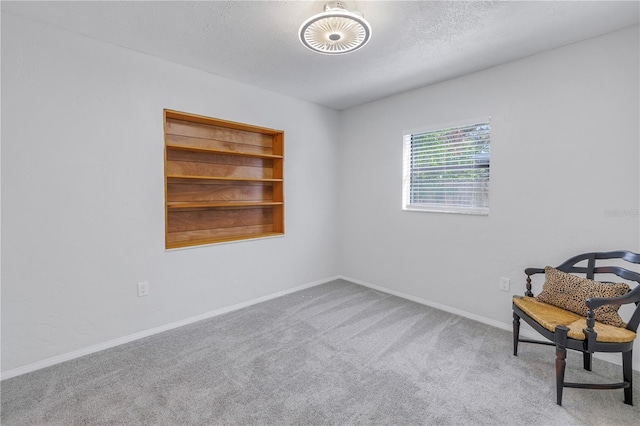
[586,285,640,310]
[585,285,640,332]
[523,267,545,297]
[524,267,545,276]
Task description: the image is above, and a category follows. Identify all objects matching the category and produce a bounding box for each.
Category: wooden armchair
[512,250,640,406]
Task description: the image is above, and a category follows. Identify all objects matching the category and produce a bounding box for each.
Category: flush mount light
[299,1,372,55]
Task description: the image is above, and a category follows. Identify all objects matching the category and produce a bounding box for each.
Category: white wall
[337,26,640,361]
[1,14,339,372]
[2,13,639,376]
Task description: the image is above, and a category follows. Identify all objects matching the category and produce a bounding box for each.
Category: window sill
[402,205,489,216]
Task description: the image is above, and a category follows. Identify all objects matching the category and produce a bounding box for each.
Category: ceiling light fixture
[299,1,372,55]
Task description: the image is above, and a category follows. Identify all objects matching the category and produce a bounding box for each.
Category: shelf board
[165,110,283,136]
[166,231,284,249]
[166,174,282,183]
[167,201,283,209]
[166,143,282,159]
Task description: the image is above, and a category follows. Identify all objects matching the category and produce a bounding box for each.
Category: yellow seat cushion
[513,296,636,343]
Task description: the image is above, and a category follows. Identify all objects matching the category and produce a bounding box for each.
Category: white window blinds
[402,119,490,215]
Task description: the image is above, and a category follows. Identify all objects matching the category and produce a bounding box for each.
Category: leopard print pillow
[537,266,630,327]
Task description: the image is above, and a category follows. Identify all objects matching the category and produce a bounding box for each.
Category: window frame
[402,116,491,216]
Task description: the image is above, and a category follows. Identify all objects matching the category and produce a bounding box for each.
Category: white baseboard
[3,274,634,380]
[1,276,339,381]
[339,275,635,371]
[340,275,512,331]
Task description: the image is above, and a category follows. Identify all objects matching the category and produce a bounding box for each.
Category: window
[402,118,490,215]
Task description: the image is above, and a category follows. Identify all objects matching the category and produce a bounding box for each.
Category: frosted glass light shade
[299,2,372,55]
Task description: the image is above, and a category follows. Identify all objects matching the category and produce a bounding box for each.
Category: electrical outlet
[137,281,149,297]
[499,277,510,292]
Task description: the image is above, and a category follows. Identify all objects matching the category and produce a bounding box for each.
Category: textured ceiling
[3,1,639,110]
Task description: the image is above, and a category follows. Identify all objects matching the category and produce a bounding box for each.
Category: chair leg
[554,325,569,406]
[583,352,592,371]
[513,312,520,356]
[623,350,633,405]
[556,345,567,405]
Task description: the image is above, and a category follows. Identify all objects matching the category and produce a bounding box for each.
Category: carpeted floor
[2,279,639,425]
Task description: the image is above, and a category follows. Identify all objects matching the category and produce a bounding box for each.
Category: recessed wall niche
[164,109,284,249]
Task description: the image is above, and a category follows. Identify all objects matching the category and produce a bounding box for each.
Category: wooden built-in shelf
[164,109,284,248]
